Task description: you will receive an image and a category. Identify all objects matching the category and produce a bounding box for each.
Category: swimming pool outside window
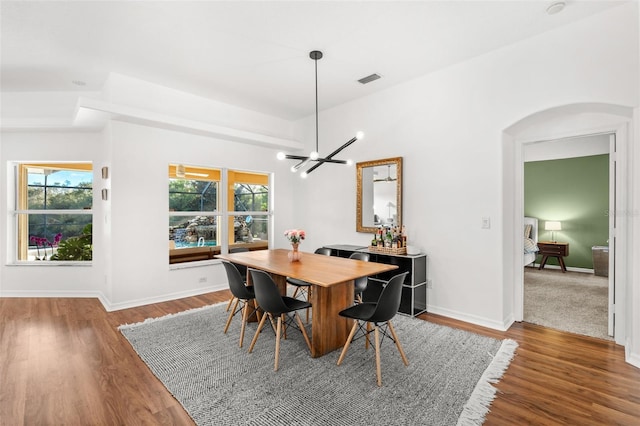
[168,165,271,264]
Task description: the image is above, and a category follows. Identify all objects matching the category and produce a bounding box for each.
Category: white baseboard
[0,289,104,299]
[0,284,229,312]
[626,340,640,369]
[102,283,227,311]
[528,264,596,274]
[426,305,512,332]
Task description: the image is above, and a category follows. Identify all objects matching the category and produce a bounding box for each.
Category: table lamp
[545,221,562,242]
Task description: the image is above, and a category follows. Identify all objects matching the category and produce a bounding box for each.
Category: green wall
[524,154,609,269]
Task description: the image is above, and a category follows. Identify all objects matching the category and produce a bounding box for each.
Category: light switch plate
[482,217,491,229]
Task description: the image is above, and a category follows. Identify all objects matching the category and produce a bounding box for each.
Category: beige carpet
[524,268,612,340]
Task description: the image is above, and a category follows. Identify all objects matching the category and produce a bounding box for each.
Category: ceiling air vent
[357,73,382,85]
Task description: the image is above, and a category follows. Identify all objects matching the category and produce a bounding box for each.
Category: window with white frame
[13,163,93,262]
[168,165,270,264]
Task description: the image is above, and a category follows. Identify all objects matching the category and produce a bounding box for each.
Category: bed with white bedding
[524,217,539,266]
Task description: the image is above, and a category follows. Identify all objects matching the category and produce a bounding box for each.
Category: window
[229,170,270,245]
[13,163,93,262]
[169,165,270,264]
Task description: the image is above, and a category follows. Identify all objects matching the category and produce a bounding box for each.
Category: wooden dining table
[216,248,398,357]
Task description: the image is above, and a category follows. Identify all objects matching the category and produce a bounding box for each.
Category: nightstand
[537,241,569,272]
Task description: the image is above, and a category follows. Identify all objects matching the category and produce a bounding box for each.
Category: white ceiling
[0,1,628,120]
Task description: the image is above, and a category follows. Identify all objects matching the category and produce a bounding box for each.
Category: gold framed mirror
[356,157,402,233]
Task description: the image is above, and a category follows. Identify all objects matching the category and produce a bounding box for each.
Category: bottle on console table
[402,225,407,247]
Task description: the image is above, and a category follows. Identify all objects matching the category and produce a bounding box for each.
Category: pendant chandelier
[277,50,364,178]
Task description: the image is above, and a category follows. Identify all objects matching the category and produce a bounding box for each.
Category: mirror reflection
[356,157,402,233]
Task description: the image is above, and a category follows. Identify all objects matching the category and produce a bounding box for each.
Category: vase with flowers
[284,229,305,262]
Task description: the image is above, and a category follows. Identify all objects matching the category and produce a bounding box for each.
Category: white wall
[0,75,296,309]
[105,121,294,309]
[1,132,105,297]
[290,3,639,330]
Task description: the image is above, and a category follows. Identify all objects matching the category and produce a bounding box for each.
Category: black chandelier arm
[303,135,358,175]
[316,158,348,164]
[303,161,323,175]
[284,154,311,161]
[284,154,348,165]
[322,136,358,160]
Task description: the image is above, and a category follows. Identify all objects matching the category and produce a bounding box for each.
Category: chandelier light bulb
[291,165,298,173]
[300,171,308,178]
[346,159,354,166]
[356,131,364,140]
[276,152,286,160]
[309,151,319,161]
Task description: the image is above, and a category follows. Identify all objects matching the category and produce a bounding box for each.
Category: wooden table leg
[310,280,353,358]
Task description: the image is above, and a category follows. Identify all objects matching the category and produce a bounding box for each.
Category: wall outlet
[198,277,207,283]
[427,279,433,289]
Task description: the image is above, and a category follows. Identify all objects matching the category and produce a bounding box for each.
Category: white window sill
[169,259,221,271]
[7,261,93,267]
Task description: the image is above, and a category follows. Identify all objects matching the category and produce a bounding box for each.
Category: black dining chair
[225,247,250,312]
[336,271,409,386]
[248,268,312,371]
[348,251,370,303]
[222,261,261,348]
[287,247,331,322]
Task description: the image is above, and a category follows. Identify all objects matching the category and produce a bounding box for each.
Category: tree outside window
[14,163,93,261]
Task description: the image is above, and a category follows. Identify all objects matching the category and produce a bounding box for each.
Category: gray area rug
[120,303,517,426]
[524,268,611,340]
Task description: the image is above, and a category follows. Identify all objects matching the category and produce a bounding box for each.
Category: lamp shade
[545,221,562,231]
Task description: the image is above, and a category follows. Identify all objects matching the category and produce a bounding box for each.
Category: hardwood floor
[1,291,638,425]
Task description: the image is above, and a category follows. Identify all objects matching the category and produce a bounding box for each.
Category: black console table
[323,244,427,316]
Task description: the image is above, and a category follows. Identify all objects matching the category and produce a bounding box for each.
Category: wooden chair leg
[337,321,359,366]
[225,296,234,311]
[294,312,312,351]
[248,311,269,353]
[274,315,282,371]
[374,326,382,387]
[239,300,248,348]
[387,320,408,366]
[223,298,239,334]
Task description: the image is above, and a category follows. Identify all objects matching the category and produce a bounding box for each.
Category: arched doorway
[502,103,632,346]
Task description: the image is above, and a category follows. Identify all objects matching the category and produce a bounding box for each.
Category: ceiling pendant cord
[310,50,323,161]
[315,52,319,155]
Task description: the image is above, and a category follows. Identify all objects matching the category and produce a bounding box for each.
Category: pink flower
[29,234,63,260]
[284,229,306,244]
